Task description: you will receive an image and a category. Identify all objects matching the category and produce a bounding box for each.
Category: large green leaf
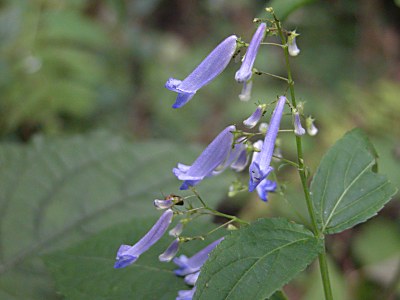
[0,132,230,299]
[45,217,225,300]
[311,129,397,234]
[194,218,323,300]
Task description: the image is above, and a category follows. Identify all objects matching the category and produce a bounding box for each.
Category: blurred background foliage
[0,0,399,299]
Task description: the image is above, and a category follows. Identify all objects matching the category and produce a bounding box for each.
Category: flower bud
[306,116,318,136]
[288,31,300,57]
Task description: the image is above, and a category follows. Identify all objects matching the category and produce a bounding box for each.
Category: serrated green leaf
[269,0,317,20]
[195,218,323,300]
[0,132,231,299]
[44,217,224,300]
[311,129,397,234]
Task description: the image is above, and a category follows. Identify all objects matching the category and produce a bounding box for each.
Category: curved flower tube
[243,104,265,128]
[235,23,266,83]
[159,238,180,262]
[165,35,237,108]
[173,237,224,276]
[248,96,286,192]
[173,125,236,190]
[114,209,173,268]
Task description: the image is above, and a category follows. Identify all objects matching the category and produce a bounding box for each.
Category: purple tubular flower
[176,287,196,300]
[159,238,180,262]
[165,35,237,109]
[243,105,265,128]
[293,111,306,136]
[235,23,267,83]
[173,237,224,276]
[248,96,286,192]
[173,126,235,190]
[256,179,277,202]
[114,209,173,268]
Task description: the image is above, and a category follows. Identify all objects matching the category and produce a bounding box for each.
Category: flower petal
[166,35,237,108]
[114,209,173,268]
[248,96,286,191]
[235,23,266,83]
[243,105,264,128]
[256,179,277,202]
[173,237,224,276]
[174,125,235,189]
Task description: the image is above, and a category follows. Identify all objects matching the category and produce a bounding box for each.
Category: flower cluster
[114,20,314,300]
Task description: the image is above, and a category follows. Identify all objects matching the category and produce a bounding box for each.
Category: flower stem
[273,11,334,300]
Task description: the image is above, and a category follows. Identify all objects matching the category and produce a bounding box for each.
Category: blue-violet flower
[114,209,173,268]
[235,23,266,83]
[250,140,277,201]
[174,237,224,276]
[256,179,277,202]
[243,104,265,128]
[173,125,235,190]
[165,35,237,109]
[248,96,286,192]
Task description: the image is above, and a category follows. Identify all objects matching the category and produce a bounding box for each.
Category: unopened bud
[288,31,300,56]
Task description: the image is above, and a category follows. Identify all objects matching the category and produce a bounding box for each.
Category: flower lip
[235,23,267,83]
[256,179,277,202]
[166,35,237,109]
[248,96,286,191]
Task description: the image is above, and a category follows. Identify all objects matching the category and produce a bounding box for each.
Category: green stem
[273,12,333,300]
